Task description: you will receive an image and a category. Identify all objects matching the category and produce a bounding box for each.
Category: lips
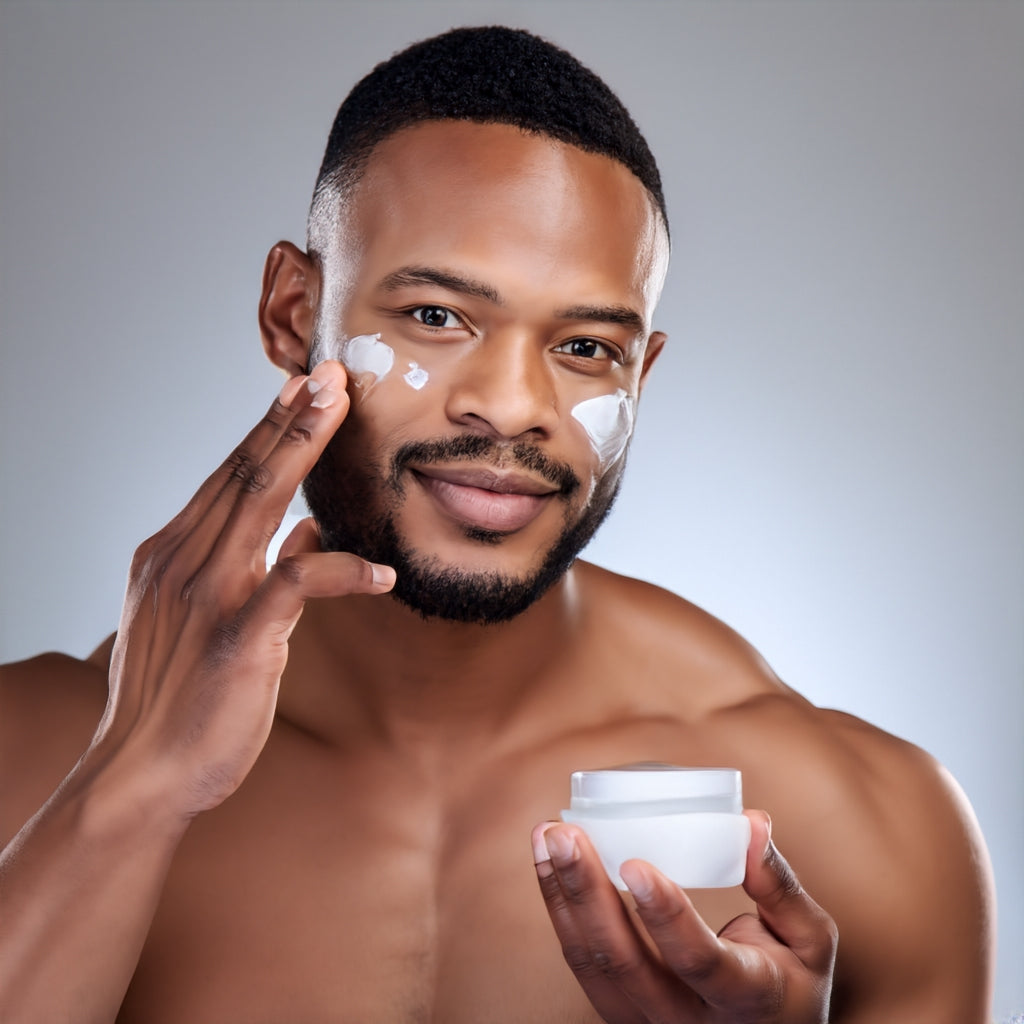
[412,466,558,533]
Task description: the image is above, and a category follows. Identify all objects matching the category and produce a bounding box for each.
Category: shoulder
[795,712,994,1020]
[721,691,993,1019]
[0,637,112,845]
[573,561,795,714]
[574,565,993,1018]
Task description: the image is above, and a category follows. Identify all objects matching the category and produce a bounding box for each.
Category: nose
[444,332,559,441]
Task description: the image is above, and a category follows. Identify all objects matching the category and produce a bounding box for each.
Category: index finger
[164,360,350,543]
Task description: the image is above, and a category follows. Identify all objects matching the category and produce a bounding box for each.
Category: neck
[276,565,583,751]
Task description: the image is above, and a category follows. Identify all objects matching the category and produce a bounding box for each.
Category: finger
[160,361,348,554]
[166,364,351,604]
[234,550,395,652]
[226,548,393,667]
[533,823,685,1024]
[742,811,838,973]
[619,858,746,1006]
[276,516,322,561]
[204,370,351,581]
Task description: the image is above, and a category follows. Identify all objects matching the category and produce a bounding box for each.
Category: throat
[276,569,582,746]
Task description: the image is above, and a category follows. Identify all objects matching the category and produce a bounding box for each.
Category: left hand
[532,811,837,1023]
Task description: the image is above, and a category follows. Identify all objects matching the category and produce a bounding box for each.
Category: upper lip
[411,465,559,496]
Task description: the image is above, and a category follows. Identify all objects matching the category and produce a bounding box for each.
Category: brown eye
[555,338,613,360]
[412,306,460,328]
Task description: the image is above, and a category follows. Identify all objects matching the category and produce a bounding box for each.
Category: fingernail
[620,861,653,903]
[278,375,307,409]
[532,823,555,865]
[545,826,579,866]
[307,379,337,409]
[371,563,396,588]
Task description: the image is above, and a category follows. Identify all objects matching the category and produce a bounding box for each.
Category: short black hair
[308,25,667,249]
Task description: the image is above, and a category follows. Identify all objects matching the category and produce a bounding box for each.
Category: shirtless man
[0,26,994,1024]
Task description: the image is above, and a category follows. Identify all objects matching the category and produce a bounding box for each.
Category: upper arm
[815,730,995,1023]
[0,653,108,845]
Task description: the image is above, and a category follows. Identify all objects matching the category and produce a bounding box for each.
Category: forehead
[336,120,668,316]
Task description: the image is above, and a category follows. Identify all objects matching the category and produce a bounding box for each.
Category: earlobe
[638,331,667,392]
[259,241,320,376]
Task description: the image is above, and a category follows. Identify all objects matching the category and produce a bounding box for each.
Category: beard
[301,431,623,625]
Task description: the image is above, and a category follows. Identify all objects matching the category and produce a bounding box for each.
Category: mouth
[411,465,559,534]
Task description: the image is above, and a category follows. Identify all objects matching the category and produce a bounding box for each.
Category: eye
[410,305,463,329]
[554,338,616,361]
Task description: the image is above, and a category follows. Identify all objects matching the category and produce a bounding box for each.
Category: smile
[411,466,558,533]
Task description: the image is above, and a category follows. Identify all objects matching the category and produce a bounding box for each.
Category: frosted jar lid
[569,764,743,816]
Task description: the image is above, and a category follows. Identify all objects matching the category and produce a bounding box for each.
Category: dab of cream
[403,361,429,390]
[339,333,394,386]
[572,389,636,467]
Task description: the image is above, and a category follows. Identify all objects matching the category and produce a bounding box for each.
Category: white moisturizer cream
[338,333,395,385]
[560,763,750,889]
[571,389,635,468]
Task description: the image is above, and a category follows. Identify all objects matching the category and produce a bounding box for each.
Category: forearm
[0,752,189,1024]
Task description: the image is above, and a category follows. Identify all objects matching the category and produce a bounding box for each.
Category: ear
[638,331,667,392]
[259,241,320,376]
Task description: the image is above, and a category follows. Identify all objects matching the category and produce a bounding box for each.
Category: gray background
[1,1,1021,1017]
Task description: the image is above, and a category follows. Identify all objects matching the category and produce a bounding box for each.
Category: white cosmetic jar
[560,763,751,890]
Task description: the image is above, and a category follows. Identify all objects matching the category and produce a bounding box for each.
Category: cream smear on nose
[571,389,636,468]
[339,333,394,389]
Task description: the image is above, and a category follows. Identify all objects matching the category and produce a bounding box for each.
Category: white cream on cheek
[571,389,636,469]
[338,333,395,391]
[403,361,429,390]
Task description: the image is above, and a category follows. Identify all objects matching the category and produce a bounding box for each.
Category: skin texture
[0,122,994,1023]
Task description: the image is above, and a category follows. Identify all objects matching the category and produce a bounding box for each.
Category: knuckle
[273,555,307,588]
[281,422,313,446]
[560,942,601,979]
[129,533,169,579]
[226,448,272,493]
[590,945,643,981]
[205,620,245,668]
[639,897,687,933]
[672,945,719,984]
[553,866,589,906]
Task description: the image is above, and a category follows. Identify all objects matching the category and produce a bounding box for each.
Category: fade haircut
[306,25,668,270]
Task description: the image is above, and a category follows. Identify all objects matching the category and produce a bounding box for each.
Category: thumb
[742,811,838,972]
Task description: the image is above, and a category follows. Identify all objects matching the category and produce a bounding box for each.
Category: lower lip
[414,473,552,533]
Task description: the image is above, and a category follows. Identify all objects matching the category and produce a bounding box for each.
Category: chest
[117,725,754,1023]
[118,746,604,1023]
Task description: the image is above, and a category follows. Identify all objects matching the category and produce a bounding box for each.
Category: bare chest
[118,722,754,1023]
[118,747,602,1023]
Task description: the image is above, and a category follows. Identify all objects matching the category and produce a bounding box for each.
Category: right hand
[91,360,394,819]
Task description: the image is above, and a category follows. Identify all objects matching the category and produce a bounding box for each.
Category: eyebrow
[554,304,646,335]
[378,266,502,304]
[378,265,646,335]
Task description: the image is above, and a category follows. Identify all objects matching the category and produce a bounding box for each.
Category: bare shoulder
[0,637,113,844]
[574,561,801,715]
[717,677,993,1020]
[575,564,993,1019]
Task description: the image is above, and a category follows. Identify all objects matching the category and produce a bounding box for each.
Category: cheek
[335,333,396,398]
[331,331,441,403]
[332,329,636,476]
[571,390,636,471]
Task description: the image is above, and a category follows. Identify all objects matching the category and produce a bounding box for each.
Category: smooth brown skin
[0,123,994,1023]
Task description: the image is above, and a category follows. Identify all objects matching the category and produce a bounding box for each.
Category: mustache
[388,435,581,498]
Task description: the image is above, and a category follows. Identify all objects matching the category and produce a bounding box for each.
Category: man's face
[302,120,668,623]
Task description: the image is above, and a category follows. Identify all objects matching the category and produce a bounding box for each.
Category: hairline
[307,117,670,265]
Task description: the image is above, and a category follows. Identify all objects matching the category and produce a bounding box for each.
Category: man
[0,26,993,1023]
